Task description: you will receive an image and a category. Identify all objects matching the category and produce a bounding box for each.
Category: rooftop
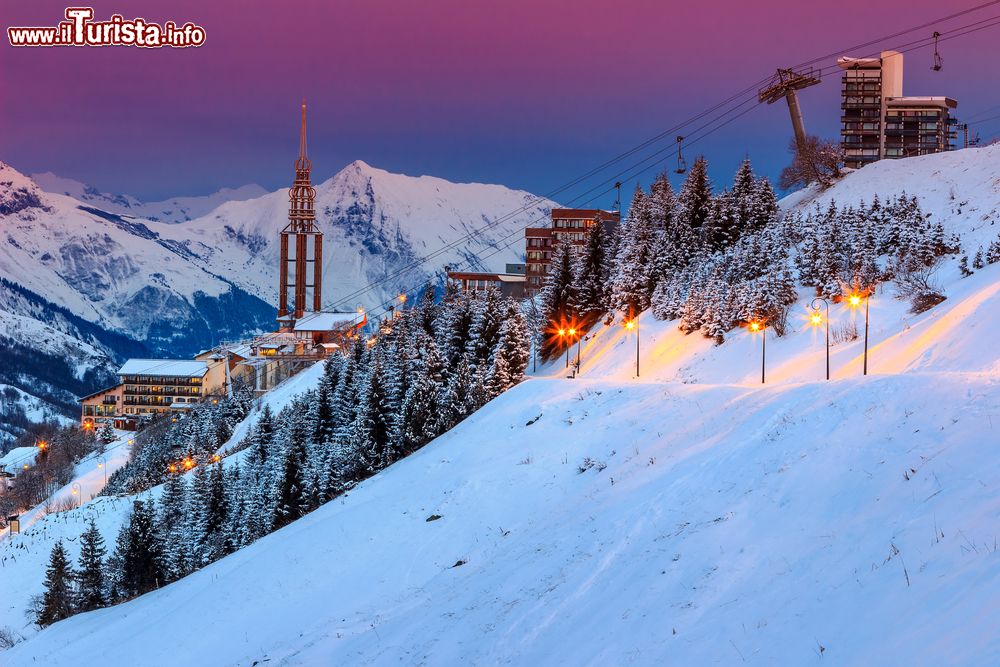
[886,96,958,109]
[117,359,209,378]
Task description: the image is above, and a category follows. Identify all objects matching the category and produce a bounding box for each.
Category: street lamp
[810,297,830,381]
[624,319,639,377]
[71,483,81,508]
[749,319,766,384]
[568,328,580,374]
[557,328,568,368]
[97,456,108,486]
[848,290,871,375]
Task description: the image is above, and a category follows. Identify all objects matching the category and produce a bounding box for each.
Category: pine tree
[570,212,612,321]
[610,185,656,317]
[399,333,446,452]
[113,500,163,600]
[272,425,309,529]
[351,355,397,474]
[97,422,116,445]
[678,156,712,230]
[488,307,531,396]
[38,541,75,626]
[973,247,985,270]
[703,192,738,251]
[538,241,578,353]
[987,239,1000,264]
[958,255,973,277]
[75,518,107,612]
[158,471,190,580]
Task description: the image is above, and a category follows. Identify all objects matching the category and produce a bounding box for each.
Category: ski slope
[5,146,1000,664]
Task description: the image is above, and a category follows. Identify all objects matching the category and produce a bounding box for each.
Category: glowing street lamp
[810,297,830,381]
[71,483,81,508]
[624,319,639,377]
[568,328,581,373]
[749,319,766,384]
[557,328,568,368]
[97,456,108,486]
[847,289,871,375]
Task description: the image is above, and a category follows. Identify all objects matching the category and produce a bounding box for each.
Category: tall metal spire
[279,100,323,320]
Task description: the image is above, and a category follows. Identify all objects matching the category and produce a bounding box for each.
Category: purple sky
[2,0,998,202]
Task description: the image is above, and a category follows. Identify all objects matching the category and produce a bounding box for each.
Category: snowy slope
[5,148,1000,664]
[29,172,268,224]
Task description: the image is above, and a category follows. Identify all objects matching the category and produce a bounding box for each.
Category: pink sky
[2,0,998,200]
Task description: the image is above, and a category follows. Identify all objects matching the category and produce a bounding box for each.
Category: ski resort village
[2,3,1000,665]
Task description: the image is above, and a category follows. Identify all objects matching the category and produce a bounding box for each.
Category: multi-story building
[838,50,958,169]
[525,208,620,296]
[80,358,234,428]
[447,264,526,299]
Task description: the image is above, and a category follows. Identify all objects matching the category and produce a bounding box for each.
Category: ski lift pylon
[932,31,943,71]
[675,136,687,174]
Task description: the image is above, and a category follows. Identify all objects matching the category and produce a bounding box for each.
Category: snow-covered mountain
[164,159,554,309]
[28,172,268,224]
[3,146,1000,664]
[0,160,555,441]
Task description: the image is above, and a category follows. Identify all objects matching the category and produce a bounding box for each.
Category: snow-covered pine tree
[539,241,578,355]
[729,158,756,235]
[678,156,712,230]
[958,255,973,277]
[113,500,163,600]
[609,185,655,317]
[570,211,612,322]
[158,471,191,581]
[487,305,530,397]
[97,422,116,445]
[38,541,75,626]
[703,191,738,252]
[193,463,229,565]
[350,354,397,476]
[749,177,778,232]
[75,518,107,612]
[399,332,446,452]
[987,238,1000,264]
[465,286,505,369]
[973,247,985,270]
[272,421,310,530]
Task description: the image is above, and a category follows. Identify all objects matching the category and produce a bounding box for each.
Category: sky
[2,0,999,203]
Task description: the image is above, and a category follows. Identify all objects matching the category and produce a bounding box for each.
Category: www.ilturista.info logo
[7,7,206,48]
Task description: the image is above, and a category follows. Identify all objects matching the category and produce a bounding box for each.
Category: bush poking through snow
[577,457,607,474]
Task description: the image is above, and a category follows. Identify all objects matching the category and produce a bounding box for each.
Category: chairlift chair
[932,31,943,71]
[675,136,687,174]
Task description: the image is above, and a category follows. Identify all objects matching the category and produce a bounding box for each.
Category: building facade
[839,50,958,169]
[525,208,620,296]
[446,269,526,298]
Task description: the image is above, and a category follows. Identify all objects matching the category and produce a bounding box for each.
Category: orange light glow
[23,464,29,470]
[749,321,762,332]
[568,328,577,336]
[848,294,862,307]
[398,294,407,303]
[211,454,221,463]
[168,464,178,473]
[810,313,822,326]
[82,422,94,430]
[557,328,566,336]
[625,320,635,331]
[183,458,195,470]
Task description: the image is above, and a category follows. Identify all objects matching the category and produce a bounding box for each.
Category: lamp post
[71,483,81,509]
[97,456,108,486]
[557,328,568,367]
[625,320,639,377]
[848,290,871,375]
[568,328,578,374]
[575,332,582,374]
[749,319,766,384]
[810,297,830,381]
